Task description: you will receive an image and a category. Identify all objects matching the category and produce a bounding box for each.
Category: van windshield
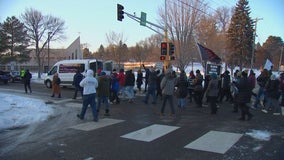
[48,66,57,75]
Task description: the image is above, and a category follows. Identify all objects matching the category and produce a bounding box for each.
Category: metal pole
[279,46,284,71]
[164,0,170,70]
[47,32,52,71]
[250,18,263,70]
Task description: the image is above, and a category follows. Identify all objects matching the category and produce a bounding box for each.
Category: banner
[197,43,221,64]
[264,59,273,70]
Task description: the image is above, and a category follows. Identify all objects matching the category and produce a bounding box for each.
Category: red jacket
[117,72,125,86]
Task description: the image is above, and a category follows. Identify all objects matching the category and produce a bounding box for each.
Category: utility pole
[250,18,263,70]
[164,0,170,70]
[279,46,284,71]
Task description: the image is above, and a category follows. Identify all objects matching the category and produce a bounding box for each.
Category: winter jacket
[97,75,111,97]
[80,70,98,95]
[266,79,280,99]
[235,77,252,103]
[52,74,61,94]
[176,73,188,98]
[73,72,83,88]
[23,71,32,83]
[160,71,175,95]
[117,72,125,86]
[124,71,135,86]
[206,79,219,97]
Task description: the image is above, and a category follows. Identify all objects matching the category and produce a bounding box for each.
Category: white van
[44,59,112,88]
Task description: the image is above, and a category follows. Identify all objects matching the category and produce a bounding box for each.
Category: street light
[47,32,52,71]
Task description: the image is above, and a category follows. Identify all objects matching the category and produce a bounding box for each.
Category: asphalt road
[0,81,284,160]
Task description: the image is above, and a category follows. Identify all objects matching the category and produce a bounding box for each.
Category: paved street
[0,83,284,160]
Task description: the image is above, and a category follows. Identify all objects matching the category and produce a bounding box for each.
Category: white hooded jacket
[79,70,98,95]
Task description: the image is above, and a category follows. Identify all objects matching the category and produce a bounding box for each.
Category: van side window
[90,61,103,74]
[59,64,85,73]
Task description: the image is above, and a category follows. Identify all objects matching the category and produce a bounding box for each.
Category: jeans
[79,93,98,121]
[161,94,175,114]
[178,98,186,108]
[254,87,266,108]
[97,96,110,112]
[144,85,157,103]
[125,86,134,99]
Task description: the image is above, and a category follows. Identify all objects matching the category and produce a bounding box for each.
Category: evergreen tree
[227,0,254,70]
[0,16,30,64]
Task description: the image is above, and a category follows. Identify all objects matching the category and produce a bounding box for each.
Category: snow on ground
[245,130,271,141]
[0,93,53,131]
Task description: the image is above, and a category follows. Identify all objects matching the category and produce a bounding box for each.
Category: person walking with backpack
[97,72,111,116]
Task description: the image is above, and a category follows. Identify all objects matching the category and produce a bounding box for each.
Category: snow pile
[0,93,53,131]
[245,130,271,141]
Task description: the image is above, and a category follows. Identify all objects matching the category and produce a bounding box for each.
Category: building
[1,37,83,72]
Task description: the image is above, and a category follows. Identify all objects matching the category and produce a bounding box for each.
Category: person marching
[176,70,188,109]
[204,73,219,114]
[77,69,99,122]
[160,69,176,117]
[51,72,61,98]
[72,69,83,99]
[97,72,111,116]
[23,69,32,93]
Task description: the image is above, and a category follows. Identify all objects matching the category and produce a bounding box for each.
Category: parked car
[0,70,11,84]
[10,71,22,82]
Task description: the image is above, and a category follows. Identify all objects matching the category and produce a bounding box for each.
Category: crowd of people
[20,64,280,122]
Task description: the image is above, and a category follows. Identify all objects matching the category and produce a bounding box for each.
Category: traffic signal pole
[117,1,173,71]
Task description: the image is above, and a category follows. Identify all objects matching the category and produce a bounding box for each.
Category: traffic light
[117,4,124,21]
[160,56,166,61]
[161,42,167,55]
[169,42,175,55]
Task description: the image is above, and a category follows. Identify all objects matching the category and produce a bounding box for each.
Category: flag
[197,43,221,64]
[264,59,273,70]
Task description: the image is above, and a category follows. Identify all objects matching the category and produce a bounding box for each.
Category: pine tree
[227,0,254,70]
[0,16,30,64]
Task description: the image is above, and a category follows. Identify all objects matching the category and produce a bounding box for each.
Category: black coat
[235,77,252,103]
[266,79,280,99]
[176,74,188,98]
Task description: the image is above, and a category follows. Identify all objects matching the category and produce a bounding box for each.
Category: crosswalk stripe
[70,118,125,131]
[184,130,243,154]
[121,124,180,142]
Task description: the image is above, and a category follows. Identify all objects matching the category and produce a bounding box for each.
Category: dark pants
[24,81,32,93]
[208,96,218,114]
[239,102,253,120]
[73,86,83,99]
[194,91,203,107]
[79,93,98,121]
[110,90,120,104]
[161,94,175,114]
[219,88,233,102]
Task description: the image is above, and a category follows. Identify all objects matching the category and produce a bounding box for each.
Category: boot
[104,109,110,116]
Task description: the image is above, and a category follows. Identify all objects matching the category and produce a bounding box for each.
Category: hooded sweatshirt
[80,69,98,95]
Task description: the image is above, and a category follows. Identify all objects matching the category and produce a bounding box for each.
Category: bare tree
[21,8,65,78]
[158,0,206,70]
[106,31,127,68]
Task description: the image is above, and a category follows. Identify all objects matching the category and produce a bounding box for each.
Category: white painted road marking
[121,124,180,142]
[184,130,243,154]
[70,118,125,131]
